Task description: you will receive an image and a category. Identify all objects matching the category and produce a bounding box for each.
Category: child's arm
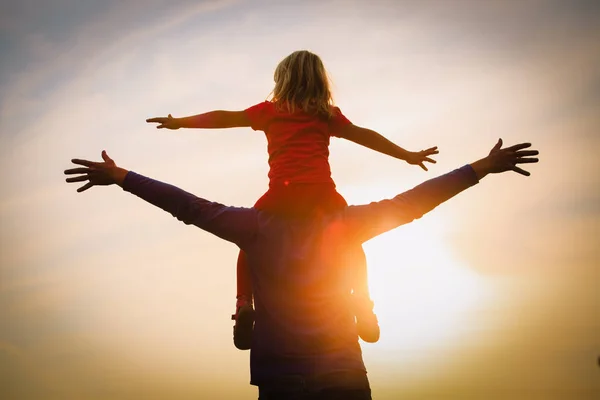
[337,124,438,171]
[146,111,251,130]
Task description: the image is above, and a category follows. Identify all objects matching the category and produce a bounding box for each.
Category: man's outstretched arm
[64,151,258,247]
[343,139,539,243]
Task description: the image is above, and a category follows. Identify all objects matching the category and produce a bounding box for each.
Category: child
[147,50,438,350]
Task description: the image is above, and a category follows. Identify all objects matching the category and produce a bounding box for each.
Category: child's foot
[231,296,254,350]
[354,294,380,343]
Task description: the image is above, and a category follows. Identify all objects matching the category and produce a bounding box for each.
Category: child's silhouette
[146,50,438,350]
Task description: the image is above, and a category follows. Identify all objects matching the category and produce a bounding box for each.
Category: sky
[0,0,599,399]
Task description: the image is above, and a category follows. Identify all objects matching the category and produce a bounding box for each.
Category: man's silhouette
[64,139,538,399]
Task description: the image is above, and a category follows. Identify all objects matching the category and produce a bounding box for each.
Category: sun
[342,184,495,371]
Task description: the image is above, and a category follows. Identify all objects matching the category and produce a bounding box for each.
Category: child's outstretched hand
[146,114,181,130]
[405,146,439,171]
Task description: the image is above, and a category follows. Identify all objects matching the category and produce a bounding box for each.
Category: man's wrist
[469,157,491,181]
[111,167,129,187]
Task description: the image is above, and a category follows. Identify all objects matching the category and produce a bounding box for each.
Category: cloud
[0,0,240,124]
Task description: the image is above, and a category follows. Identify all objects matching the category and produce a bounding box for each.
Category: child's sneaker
[231,296,254,350]
[354,294,380,343]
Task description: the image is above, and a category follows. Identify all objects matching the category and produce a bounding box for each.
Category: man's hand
[64,151,128,192]
[404,146,439,171]
[470,139,539,180]
[146,114,181,129]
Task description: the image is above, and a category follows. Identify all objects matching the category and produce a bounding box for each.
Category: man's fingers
[505,142,532,152]
[419,162,428,171]
[66,175,89,183]
[65,167,92,175]
[146,117,165,123]
[511,166,530,176]
[492,138,503,152]
[515,157,539,164]
[514,150,539,157]
[423,157,436,164]
[157,125,164,129]
[70,159,97,167]
[77,182,94,193]
[101,150,113,163]
[423,146,439,155]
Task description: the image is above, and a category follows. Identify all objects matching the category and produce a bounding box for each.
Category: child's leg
[236,250,253,304]
[232,250,254,351]
[232,187,281,351]
[323,188,376,332]
[351,245,370,298]
[352,244,380,343]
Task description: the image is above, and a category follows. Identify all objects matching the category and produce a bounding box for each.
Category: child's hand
[146,114,181,130]
[405,146,439,171]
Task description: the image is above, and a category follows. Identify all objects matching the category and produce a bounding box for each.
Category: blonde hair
[269,50,335,119]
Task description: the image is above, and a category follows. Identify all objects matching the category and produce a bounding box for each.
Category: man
[64,139,538,400]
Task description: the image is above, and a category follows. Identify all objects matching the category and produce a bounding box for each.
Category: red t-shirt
[244,101,351,186]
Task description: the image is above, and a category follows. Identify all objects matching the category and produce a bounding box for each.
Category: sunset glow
[1,1,598,399]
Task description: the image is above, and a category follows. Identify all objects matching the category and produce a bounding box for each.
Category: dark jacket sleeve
[343,165,480,243]
[122,172,258,247]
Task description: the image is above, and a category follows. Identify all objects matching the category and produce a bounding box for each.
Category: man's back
[245,214,366,385]
[119,164,480,386]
